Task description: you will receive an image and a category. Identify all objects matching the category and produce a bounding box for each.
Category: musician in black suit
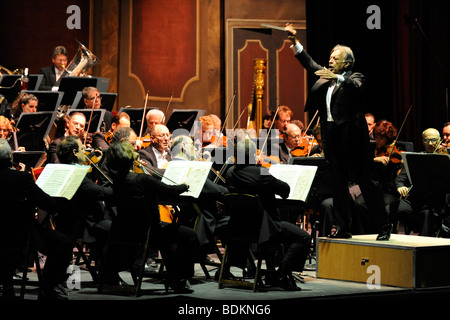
[138,124,172,174]
[170,135,229,254]
[225,139,311,290]
[0,139,72,300]
[39,46,69,91]
[105,139,199,293]
[81,87,113,132]
[55,136,118,283]
[285,24,390,240]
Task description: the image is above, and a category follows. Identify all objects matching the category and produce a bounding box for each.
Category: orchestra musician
[81,87,113,132]
[225,138,311,291]
[365,113,376,140]
[138,124,172,174]
[353,120,403,234]
[394,128,449,236]
[9,92,39,124]
[144,109,165,135]
[91,112,132,150]
[47,112,86,163]
[104,139,199,293]
[278,123,303,163]
[442,122,450,148]
[39,46,69,91]
[55,135,119,284]
[273,105,293,135]
[0,138,72,300]
[170,135,229,262]
[285,23,391,240]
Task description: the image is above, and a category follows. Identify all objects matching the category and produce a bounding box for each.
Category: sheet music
[36,164,90,200]
[269,164,318,201]
[161,160,213,198]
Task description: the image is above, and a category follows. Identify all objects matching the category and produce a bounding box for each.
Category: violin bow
[258,105,280,160]
[138,91,149,141]
[84,96,98,148]
[388,105,412,160]
[163,93,174,124]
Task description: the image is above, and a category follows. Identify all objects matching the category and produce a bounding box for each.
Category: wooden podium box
[317,234,450,288]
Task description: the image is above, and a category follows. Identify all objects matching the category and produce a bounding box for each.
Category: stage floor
[7,235,450,317]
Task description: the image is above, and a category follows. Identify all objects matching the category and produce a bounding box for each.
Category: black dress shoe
[376,224,392,241]
[327,226,352,239]
[38,287,69,300]
[164,279,194,294]
[265,274,301,291]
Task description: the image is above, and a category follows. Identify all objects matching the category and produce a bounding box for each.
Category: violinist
[170,135,229,263]
[278,123,303,163]
[143,109,165,136]
[81,87,113,132]
[393,128,449,236]
[353,120,402,234]
[273,105,293,136]
[0,138,72,300]
[138,124,172,174]
[209,114,227,147]
[55,136,120,284]
[225,138,310,290]
[194,115,216,149]
[47,112,86,163]
[91,112,132,150]
[104,139,198,293]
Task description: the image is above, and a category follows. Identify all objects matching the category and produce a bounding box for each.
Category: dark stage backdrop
[304,0,450,150]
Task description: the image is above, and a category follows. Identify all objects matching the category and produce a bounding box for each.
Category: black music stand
[118,107,159,136]
[72,91,117,112]
[58,77,110,106]
[0,74,43,91]
[15,111,57,151]
[12,151,46,171]
[402,152,450,195]
[289,156,333,268]
[22,90,64,112]
[166,109,205,137]
[67,108,105,133]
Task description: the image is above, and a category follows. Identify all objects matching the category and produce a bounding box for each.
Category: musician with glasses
[39,46,69,91]
[81,86,113,133]
[138,124,172,174]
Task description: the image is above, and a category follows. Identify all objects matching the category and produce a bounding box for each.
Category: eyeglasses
[277,119,291,123]
[0,128,10,133]
[289,135,302,139]
[156,133,171,138]
[87,96,102,101]
[423,138,439,143]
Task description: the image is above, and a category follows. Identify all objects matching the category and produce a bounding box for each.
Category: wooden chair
[217,193,267,292]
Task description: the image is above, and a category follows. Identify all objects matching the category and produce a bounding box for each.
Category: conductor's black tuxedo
[294,48,388,235]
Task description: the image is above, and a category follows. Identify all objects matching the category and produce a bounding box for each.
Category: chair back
[222,193,265,242]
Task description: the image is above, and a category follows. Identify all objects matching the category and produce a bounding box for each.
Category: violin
[374,143,403,164]
[257,149,280,168]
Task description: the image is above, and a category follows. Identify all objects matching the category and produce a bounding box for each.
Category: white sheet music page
[269,164,317,201]
[161,160,213,198]
[36,164,90,200]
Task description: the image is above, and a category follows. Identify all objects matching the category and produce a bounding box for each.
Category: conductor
[285,23,391,240]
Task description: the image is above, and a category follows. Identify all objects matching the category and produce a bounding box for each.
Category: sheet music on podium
[36,164,90,200]
[269,164,318,202]
[161,160,213,198]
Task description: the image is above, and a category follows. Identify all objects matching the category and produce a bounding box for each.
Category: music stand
[58,77,110,106]
[166,109,205,137]
[72,91,117,112]
[15,111,57,151]
[0,74,43,91]
[67,108,106,133]
[401,152,450,195]
[118,107,158,136]
[12,151,46,171]
[23,90,64,112]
